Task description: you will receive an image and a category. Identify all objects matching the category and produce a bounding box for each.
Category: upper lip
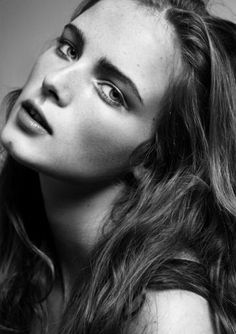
[21,100,53,134]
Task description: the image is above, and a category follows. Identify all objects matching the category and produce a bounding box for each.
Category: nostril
[48,88,60,103]
[42,79,60,104]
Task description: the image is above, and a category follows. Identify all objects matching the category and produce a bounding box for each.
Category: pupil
[111,89,120,101]
[69,47,76,58]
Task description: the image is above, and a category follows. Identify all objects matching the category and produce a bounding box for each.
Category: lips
[21,100,53,134]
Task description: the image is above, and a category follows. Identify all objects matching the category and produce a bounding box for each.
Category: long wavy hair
[1,0,236,333]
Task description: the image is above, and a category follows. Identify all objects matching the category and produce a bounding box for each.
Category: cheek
[83,125,134,167]
[59,110,150,178]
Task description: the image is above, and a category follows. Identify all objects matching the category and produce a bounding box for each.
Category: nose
[41,68,73,107]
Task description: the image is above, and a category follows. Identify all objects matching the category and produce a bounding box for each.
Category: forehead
[72,0,179,106]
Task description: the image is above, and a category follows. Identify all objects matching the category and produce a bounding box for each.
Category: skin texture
[1,0,178,184]
[129,290,214,333]
[1,1,213,333]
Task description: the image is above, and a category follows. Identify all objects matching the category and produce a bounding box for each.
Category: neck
[39,174,123,295]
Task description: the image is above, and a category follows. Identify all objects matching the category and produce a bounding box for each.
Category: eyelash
[95,81,128,109]
[56,38,128,109]
[56,37,79,60]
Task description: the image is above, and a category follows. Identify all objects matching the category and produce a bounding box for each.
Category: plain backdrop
[0,0,236,104]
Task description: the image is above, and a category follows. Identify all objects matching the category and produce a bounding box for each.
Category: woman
[0,0,236,332]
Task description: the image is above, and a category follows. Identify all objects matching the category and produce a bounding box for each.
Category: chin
[2,124,18,152]
[1,126,36,170]
[1,128,64,181]
[1,126,14,154]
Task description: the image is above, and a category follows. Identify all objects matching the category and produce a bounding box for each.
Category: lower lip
[16,107,49,135]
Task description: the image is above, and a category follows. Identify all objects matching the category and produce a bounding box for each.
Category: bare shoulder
[127,289,214,334]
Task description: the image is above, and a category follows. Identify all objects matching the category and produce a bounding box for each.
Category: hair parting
[1,1,236,333]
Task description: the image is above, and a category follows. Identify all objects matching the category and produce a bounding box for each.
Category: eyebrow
[64,23,144,105]
[64,23,85,48]
[95,57,144,105]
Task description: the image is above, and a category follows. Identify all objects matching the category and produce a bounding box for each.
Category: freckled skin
[1,0,179,184]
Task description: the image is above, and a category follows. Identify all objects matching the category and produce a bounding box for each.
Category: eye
[56,38,79,61]
[96,81,128,109]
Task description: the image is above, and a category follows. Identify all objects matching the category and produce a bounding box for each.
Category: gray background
[0,0,236,103]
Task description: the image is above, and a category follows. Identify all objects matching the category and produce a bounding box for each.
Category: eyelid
[56,36,73,48]
[95,80,129,109]
[55,36,78,60]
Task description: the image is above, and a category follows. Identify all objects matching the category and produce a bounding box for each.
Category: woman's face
[1,0,179,183]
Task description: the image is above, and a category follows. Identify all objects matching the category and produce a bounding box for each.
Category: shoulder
[127,289,214,334]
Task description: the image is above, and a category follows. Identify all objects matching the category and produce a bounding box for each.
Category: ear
[131,164,148,181]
